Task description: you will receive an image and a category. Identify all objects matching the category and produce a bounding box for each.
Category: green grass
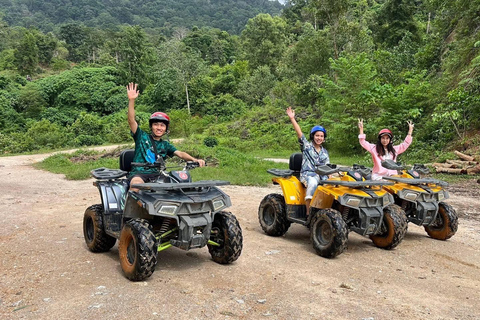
[34,151,119,180]
[430,173,478,184]
[35,143,475,186]
[34,145,290,186]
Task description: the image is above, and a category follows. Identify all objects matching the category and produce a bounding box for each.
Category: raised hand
[358,118,364,134]
[358,118,364,129]
[286,107,295,119]
[407,120,414,135]
[127,82,139,100]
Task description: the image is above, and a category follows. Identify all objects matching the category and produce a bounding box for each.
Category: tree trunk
[426,12,431,34]
[185,83,190,115]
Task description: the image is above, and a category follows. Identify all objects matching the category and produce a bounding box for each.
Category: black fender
[94,179,129,237]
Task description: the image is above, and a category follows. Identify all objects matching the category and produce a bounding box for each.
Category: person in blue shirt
[127,83,205,191]
[287,107,329,217]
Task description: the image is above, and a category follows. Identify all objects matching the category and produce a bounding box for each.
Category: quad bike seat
[90,149,134,180]
[119,149,135,172]
[289,153,302,177]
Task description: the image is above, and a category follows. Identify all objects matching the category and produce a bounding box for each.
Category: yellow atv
[381,160,458,240]
[258,153,408,258]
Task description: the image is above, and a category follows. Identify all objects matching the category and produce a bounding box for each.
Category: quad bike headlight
[437,190,445,201]
[158,205,178,215]
[383,195,390,206]
[346,197,361,207]
[213,199,225,211]
[404,192,419,201]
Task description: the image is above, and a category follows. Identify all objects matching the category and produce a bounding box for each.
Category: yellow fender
[272,176,305,205]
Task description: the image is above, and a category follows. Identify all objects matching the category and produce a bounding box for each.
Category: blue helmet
[310,125,327,140]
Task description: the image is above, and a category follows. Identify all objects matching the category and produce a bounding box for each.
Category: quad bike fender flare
[94,180,128,237]
[123,192,154,221]
[95,180,129,215]
[383,182,418,195]
[384,182,430,195]
[315,184,388,200]
[272,176,306,205]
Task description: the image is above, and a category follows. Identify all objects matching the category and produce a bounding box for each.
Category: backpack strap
[149,135,161,161]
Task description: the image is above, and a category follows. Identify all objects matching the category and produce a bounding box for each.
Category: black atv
[83,149,243,281]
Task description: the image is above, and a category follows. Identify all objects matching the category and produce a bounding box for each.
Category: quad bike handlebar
[91,161,203,180]
[131,161,202,171]
[382,159,405,171]
[315,164,366,176]
[352,164,372,177]
[382,160,431,174]
[315,164,340,176]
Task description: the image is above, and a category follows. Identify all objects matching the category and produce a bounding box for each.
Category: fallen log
[434,167,467,174]
[467,165,480,175]
[433,162,458,169]
[454,150,475,161]
[446,159,478,166]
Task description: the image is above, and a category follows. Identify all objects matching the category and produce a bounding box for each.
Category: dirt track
[1,149,480,320]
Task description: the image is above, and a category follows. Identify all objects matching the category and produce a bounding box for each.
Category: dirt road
[1,150,480,320]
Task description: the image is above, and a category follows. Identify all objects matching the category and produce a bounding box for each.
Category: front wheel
[370,204,408,250]
[208,211,243,264]
[83,204,116,252]
[424,202,458,240]
[118,219,157,281]
[258,193,291,236]
[310,209,348,258]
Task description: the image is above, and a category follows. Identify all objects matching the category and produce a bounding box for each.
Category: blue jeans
[304,175,321,200]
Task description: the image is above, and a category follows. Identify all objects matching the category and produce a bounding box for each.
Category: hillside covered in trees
[0,0,479,162]
[0,0,284,35]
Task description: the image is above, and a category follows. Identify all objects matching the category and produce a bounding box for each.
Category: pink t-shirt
[358,134,413,180]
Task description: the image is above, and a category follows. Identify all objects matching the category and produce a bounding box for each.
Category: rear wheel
[258,194,291,236]
[370,204,408,250]
[208,211,243,264]
[118,219,157,281]
[310,209,348,258]
[424,202,458,240]
[83,204,116,252]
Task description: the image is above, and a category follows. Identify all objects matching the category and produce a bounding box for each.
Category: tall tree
[372,0,420,48]
[240,14,290,72]
[59,23,88,62]
[157,39,206,114]
[309,0,349,59]
[116,26,154,86]
[15,30,39,75]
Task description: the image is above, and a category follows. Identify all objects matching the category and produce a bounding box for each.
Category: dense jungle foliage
[0,0,283,35]
[1,0,479,163]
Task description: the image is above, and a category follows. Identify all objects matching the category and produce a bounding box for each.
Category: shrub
[203,136,218,147]
[74,134,104,146]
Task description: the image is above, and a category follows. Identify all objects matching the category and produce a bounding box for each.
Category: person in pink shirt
[358,119,414,180]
